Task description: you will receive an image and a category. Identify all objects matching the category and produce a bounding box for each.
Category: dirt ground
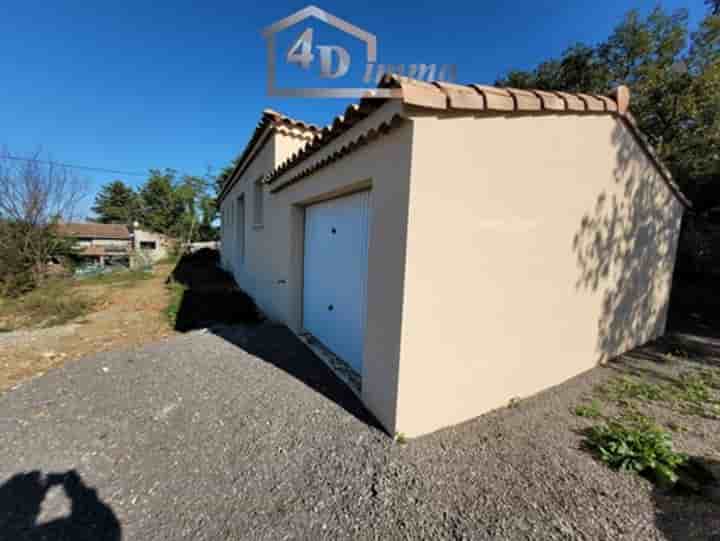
[0,264,177,392]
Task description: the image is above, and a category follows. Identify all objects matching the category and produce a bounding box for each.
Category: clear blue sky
[0,0,708,218]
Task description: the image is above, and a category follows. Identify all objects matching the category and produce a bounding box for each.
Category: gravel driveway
[1,322,718,540]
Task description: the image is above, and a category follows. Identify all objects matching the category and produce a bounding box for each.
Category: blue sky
[0,0,708,218]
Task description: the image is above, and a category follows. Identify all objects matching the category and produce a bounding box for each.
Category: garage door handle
[328,304,334,311]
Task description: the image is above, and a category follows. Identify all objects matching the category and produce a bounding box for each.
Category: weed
[695,368,720,390]
[665,420,687,432]
[574,400,603,418]
[165,280,186,327]
[585,416,687,485]
[393,432,407,444]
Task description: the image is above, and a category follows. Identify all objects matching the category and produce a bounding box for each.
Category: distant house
[56,222,175,266]
[56,222,132,266]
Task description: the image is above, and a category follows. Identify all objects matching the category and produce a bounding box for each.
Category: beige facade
[219,80,685,437]
[131,228,174,263]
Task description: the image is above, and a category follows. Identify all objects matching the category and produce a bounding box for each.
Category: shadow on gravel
[212,323,383,432]
[652,457,720,541]
[169,249,382,432]
[169,249,259,332]
[0,469,121,540]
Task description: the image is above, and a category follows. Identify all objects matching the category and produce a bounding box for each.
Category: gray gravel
[1,322,719,540]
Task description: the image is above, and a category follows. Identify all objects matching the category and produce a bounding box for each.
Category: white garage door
[303,191,370,374]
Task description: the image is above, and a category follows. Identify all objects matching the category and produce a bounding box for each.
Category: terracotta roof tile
[505,88,543,111]
[228,76,686,208]
[217,109,319,201]
[264,77,633,192]
[56,223,130,240]
[554,91,586,111]
[433,82,485,110]
[469,85,515,111]
[531,90,566,111]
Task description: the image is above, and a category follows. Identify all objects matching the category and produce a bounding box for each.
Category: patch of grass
[585,416,687,485]
[599,376,671,402]
[597,372,720,419]
[0,280,94,330]
[165,280,186,327]
[574,400,603,418]
[155,254,181,266]
[77,268,154,287]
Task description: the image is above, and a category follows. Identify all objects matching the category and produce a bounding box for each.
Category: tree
[134,169,218,242]
[91,180,140,224]
[138,169,184,235]
[0,148,86,294]
[214,160,237,197]
[496,5,719,201]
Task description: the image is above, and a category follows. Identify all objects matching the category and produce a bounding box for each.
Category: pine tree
[91,180,140,224]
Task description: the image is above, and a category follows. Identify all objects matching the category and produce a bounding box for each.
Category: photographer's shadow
[0,469,121,540]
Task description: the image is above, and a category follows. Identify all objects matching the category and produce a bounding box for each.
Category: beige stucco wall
[220,103,413,432]
[133,229,172,261]
[394,111,684,437]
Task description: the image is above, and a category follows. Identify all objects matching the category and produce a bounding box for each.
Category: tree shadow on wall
[572,120,684,364]
[0,469,121,541]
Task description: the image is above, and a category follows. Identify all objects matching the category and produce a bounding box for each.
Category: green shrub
[585,417,687,485]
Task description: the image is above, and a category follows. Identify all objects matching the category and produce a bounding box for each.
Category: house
[57,222,175,266]
[129,225,174,263]
[218,76,687,438]
[56,222,132,266]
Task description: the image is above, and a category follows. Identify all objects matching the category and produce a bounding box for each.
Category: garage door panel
[303,191,369,373]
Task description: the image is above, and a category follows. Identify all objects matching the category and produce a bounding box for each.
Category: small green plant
[165,280,186,327]
[574,400,603,418]
[585,417,687,485]
[393,432,407,445]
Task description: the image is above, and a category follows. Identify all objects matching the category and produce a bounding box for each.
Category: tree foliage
[91,180,140,224]
[92,169,218,242]
[496,5,719,203]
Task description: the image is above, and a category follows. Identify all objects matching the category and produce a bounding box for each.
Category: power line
[4,155,147,177]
